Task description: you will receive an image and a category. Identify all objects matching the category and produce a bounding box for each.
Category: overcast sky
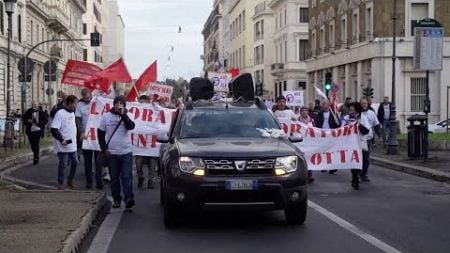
[117,0,211,81]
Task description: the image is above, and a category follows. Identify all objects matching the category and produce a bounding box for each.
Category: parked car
[428,119,449,133]
[158,98,308,226]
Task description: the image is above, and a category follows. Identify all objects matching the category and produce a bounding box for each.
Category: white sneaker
[103,172,111,182]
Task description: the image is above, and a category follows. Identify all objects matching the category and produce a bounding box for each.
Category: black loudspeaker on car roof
[228,73,254,101]
[189,77,214,101]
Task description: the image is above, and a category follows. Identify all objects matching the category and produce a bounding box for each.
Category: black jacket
[377,103,392,124]
[22,108,48,135]
[315,110,341,129]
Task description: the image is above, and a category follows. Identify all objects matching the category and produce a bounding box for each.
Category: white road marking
[87,197,124,253]
[308,200,403,253]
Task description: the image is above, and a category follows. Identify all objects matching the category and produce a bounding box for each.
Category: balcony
[27,0,49,18]
[271,63,284,70]
[47,6,70,34]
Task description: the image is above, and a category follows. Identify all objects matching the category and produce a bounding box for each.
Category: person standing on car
[98,96,136,209]
[50,95,79,190]
[76,88,103,190]
[23,100,48,164]
[135,95,158,189]
[360,97,381,182]
[377,96,392,147]
[315,100,341,174]
[342,102,371,190]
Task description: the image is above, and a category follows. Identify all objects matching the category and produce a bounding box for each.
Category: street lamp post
[4,0,17,149]
[388,0,400,155]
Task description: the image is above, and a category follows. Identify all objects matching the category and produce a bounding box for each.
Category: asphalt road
[7,157,450,253]
[94,165,450,253]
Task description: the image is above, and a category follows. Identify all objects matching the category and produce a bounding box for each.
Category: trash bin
[407,115,427,158]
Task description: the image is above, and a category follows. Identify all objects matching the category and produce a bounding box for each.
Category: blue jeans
[57,152,78,184]
[108,152,134,202]
[382,120,391,144]
[82,150,103,187]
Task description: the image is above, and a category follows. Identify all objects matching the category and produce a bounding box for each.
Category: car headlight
[275,156,298,174]
[179,156,205,174]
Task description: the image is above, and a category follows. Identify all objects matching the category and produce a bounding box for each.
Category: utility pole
[388,0,400,155]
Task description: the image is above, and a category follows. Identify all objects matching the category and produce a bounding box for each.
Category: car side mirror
[157,133,173,144]
[289,133,303,143]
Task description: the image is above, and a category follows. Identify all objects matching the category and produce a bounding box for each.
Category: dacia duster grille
[204,159,275,176]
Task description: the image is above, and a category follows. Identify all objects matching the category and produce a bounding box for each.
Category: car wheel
[284,197,307,225]
[163,189,180,227]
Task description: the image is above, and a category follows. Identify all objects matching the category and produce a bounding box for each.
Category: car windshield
[179,108,280,138]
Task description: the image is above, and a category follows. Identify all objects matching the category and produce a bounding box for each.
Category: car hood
[176,138,299,158]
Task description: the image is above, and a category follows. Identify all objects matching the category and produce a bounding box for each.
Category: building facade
[306,0,450,131]
[252,1,275,98]
[82,0,104,67]
[203,0,225,72]
[268,0,309,99]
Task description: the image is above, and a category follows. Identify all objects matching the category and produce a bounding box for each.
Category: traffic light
[90,32,101,47]
[325,72,332,98]
[363,87,374,98]
[255,83,263,96]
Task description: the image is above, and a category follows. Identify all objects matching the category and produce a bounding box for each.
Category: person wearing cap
[272,95,298,121]
[98,96,136,209]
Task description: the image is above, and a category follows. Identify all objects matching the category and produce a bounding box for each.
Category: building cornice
[71,0,87,13]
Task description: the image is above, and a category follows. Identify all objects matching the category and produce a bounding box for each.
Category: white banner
[82,96,176,156]
[146,83,174,104]
[209,72,231,92]
[282,90,304,107]
[278,118,362,171]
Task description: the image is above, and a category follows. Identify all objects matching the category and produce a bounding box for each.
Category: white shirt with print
[98,112,133,155]
[51,109,77,153]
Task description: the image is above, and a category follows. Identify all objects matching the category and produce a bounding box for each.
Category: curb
[0,147,53,172]
[371,156,450,184]
[59,192,108,253]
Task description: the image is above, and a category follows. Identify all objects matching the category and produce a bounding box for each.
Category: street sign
[413,19,444,71]
[18,74,32,82]
[43,60,57,74]
[44,75,56,82]
[18,57,35,74]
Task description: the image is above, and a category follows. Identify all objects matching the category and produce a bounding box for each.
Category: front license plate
[225,180,258,190]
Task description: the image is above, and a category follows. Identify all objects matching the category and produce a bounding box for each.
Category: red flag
[85,58,132,92]
[230,67,240,78]
[127,60,157,101]
[61,60,103,88]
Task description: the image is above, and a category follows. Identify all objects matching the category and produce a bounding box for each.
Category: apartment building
[306,0,450,131]
[268,0,309,99]
[203,0,225,72]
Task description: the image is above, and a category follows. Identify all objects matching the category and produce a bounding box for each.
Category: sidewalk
[0,149,108,253]
[371,146,450,184]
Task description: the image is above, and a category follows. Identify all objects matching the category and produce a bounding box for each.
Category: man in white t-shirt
[50,95,79,190]
[360,97,381,182]
[98,96,136,209]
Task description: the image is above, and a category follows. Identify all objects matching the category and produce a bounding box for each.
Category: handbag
[97,119,123,167]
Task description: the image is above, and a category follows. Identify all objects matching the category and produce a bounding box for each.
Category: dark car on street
[158,98,308,226]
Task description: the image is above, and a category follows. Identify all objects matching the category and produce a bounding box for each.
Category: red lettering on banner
[142,109,153,122]
[86,128,96,140]
[291,123,301,134]
[305,127,315,138]
[350,150,360,163]
[131,133,158,149]
[325,152,333,164]
[102,103,111,114]
[129,107,140,120]
[151,135,157,148]
[321,130,326,138]
[138,134,147,147]
[340,150,347,163]
[281,123,289,134]
[311,153,322,165]
[331,128,342,137]
[156,111,166,124]
[90,102,99,115]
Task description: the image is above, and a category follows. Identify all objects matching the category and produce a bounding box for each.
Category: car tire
[159,179,164,205]
[163,189,180,227]
[284,197,307,225]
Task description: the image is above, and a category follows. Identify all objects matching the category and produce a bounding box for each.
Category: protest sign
[208,72,231,92]
[277,118,362,171]
[146,83,174,104]
[82,96,176,156]
[282,90,304,107]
